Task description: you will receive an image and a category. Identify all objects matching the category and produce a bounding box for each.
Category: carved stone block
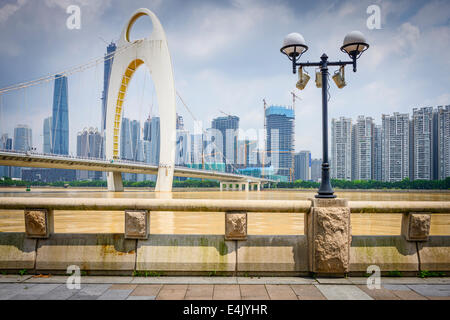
[401,213,431,241]
[225,211,247,240]
[24,209,54,238]
[125,210,150,239]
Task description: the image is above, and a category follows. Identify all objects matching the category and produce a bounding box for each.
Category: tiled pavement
[0,276,449,300]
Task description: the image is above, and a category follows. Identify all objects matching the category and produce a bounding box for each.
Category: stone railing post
[401,212,431,242]
[306,198,351,276]
[24,209,54,238]
[124,210,150,239]
[225,211,247,240]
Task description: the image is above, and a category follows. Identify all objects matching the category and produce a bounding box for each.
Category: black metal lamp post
[280,31,369,199]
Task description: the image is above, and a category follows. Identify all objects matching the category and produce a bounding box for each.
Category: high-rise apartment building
[76,127,102,180]
[381,112,410,182]
[265,106,294,179]
[435,105,450,180]
[331,117,352,180]
[311,159,322,182]
[351,116,374,180]
[294,151,311,181]
[51,75,69,155]
[373,125,383,181]
[411,107,434,180]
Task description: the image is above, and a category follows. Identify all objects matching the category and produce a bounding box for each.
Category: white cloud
[0,0,27,24]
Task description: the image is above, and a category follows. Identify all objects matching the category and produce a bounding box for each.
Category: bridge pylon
[105,8,176,192]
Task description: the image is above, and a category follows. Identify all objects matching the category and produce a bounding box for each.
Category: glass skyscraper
[51,75,69,155]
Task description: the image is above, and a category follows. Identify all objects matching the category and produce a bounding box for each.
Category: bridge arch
[105,8,176,192]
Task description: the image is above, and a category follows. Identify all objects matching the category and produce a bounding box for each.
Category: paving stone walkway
[0,276,449,300]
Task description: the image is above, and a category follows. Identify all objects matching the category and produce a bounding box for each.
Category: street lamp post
[280,31,369,199]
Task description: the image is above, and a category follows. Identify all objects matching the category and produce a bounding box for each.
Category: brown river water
[0,187,449,235]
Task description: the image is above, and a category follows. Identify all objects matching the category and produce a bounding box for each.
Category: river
[0,187,449,235]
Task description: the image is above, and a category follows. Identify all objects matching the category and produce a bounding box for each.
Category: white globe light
[341,30,369,56]
[280,32,308,58]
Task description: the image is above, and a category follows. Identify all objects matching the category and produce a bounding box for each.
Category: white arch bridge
[0,151,273,191]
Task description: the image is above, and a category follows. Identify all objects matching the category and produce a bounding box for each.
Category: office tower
[265,106,295,179]
[43,117,52,154]
[311,158,322,182]
[373,125,383,181]
[211,115,239,171]
[411,107,434,180]
[51,75,69,155]
[76,127,102,180]
[130,120,141,160]
[176,129,189,166]
[294,150,311,181]
[237,140,246,167]
[101,42,116,133]
[150,117,160,165]
[435,105,450,180]
[237,140,258,168]
[0,134,12,177]
[381,112,410,182]
[331,117,352,180]
[13,125,32,178]
[143,116,151,141]
[352,116,374,181]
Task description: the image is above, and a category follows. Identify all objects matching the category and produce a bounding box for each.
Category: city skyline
[0,0,449,158]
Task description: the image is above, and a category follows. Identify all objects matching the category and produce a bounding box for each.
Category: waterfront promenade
[0,275,449,300]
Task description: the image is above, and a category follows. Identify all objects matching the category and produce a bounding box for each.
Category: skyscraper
[381,112,410,182]
[294,151,311,181]
[331,117,352,180]
[43,116,52,154]
[435,105,450,180]
[101,42,116,133]
[51,75,69,155]
[143,116,151,141]
[176,129,189,166]
[411,107,434,180]
[265,106,294,180]
[211,115,239,172]
[100,42,116,159]
[351,116,374,181]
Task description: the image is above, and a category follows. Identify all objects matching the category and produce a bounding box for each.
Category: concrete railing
[0,197,449,276]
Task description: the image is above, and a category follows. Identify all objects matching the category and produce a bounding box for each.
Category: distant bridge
[0,151,273,190]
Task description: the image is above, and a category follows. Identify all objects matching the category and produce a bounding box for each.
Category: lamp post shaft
[316,54,336,198]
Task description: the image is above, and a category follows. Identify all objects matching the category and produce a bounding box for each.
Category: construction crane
[219,109,232,117]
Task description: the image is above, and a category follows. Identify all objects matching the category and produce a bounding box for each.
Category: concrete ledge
[350,236,419,273]
[417,236,450,271]
[237,235,308,273]
[136,235,235,273]
[0,233,36,270]
[35,234,136,272]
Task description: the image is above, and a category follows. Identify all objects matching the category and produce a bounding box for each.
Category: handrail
[1,197,450,213]
[0,198,312,213]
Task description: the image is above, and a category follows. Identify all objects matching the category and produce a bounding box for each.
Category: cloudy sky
[0,0,449,158]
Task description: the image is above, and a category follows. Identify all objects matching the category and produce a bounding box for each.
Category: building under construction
[265,105,295,180]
